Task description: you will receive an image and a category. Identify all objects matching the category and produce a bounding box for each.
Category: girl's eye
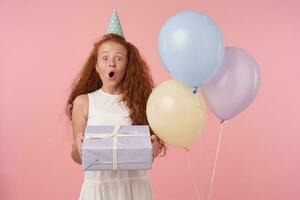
[117,57,123,61]
[102,56,108,61]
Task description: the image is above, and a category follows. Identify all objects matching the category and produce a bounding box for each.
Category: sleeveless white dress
[79,88,155,200]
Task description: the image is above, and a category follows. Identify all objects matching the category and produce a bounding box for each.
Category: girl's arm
[71,94,88,164]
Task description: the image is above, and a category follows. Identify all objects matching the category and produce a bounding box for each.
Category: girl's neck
[100,85,122,95]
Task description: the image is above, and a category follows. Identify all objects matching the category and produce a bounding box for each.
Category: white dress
[79,88,155,200]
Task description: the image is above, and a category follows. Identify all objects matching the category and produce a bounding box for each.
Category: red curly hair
[65,33,166,156]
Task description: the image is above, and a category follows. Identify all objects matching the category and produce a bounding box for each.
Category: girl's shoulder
[74,94,88,105]
[73,94,88,119]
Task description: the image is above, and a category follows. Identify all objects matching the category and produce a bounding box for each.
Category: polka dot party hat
[106,9,124,36]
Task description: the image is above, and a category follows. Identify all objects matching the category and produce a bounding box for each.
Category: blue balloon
[158,11,224,87]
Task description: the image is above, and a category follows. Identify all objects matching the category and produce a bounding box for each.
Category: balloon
[201,47,260,121]
[146,80,207,149]
[158,11,224,87]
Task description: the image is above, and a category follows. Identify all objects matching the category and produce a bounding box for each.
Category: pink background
[1,0,299,199]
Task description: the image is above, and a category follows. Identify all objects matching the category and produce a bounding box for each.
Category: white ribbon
[85,125,147,170]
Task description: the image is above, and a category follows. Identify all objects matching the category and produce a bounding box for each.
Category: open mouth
[108,71,115,79]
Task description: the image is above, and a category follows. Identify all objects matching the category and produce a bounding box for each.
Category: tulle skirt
[79,170,155,200]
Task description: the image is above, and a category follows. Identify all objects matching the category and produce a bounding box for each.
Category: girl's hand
[72,135,84,162]
[151,135,161,162]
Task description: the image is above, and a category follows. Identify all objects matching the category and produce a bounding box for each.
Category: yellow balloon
[146,80,207,149]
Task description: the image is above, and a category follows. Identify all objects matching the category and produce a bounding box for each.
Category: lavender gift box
[82,125,153,171]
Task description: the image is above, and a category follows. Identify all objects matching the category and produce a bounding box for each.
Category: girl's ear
[95,63,99,73]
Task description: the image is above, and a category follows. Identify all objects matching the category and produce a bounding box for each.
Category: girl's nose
[108,61,115,67]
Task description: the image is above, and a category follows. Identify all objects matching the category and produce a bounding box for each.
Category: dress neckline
[99,88,122,98]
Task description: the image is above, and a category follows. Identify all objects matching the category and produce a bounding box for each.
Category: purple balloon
[201,47,260,121]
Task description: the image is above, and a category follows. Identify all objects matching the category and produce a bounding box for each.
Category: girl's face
[96,41,128,90]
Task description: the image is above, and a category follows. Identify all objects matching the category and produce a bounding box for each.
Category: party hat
[106,10,124,36]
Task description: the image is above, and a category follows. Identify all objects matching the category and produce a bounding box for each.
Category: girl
[65,26,166,199]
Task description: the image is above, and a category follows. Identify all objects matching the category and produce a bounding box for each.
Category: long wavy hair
[65,33,166,156]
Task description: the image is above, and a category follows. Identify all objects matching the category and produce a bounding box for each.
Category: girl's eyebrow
[100,51,109,55]
[100,51,125,55]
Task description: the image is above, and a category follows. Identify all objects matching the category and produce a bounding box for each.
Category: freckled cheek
[97,66,107,79]
[118,65,127,79]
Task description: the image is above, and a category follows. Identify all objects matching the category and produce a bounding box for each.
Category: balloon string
[185,151,201,200]
[193,87,200,107]
[208,120,227,200]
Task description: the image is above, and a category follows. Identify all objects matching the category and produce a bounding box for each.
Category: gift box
[82,125,153,171]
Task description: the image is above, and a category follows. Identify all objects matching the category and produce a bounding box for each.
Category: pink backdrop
[1,0,299,199]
